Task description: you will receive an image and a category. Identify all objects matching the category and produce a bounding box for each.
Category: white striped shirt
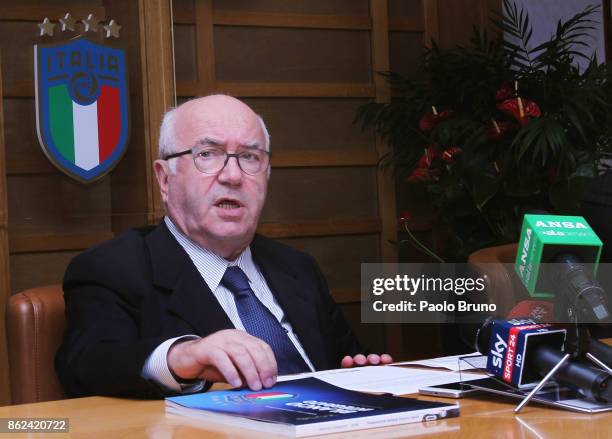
[142,217,314,392]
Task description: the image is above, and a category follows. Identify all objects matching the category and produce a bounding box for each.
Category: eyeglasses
[163,145,271,175]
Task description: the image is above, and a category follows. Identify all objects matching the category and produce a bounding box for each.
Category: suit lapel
[145,224,328,369]
[251,237,328,370]
[145,222,234,335]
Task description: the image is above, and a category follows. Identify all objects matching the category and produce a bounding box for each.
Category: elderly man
[56,95,392,398]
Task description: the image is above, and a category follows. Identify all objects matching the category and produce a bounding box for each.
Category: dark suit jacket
[55,222,362,398]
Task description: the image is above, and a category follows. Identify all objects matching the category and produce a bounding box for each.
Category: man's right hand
[167,329,277,390]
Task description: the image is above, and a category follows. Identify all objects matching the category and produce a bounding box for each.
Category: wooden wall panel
[214,27,372,83]
[213,0,370,15]
[107,112,151,231]
[7,175,112,235]
[388,0,506,360]
[194,0,216,96]
[387,0,465,240]
[243,98,374,151]
[418,1,503,50]
[173,0,194,16]
[341,303,386,353]
[263,168,378,223]
[3,99,48,165]
[436,0,483,48]
[173,24,197,81]
[0,1,502,405]
[388,0,422,16]
[0,1,104,17]
[0,53,12,406]
[423,0,440,45]
[107,0,160,230]
[170,0,452,356]
[10,251,79,293]
[259,219,380,241]
[401,324,447,360]
[0,21,48,95]
[0,1,176,404]
[0,4,106,98]
[0,2,115,299]
[280,235,380,293]
[370,0,404,357]
[389,31,423,78]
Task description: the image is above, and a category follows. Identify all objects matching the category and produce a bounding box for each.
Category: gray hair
[158,103,271,174]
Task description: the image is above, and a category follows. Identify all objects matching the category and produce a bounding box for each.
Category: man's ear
[153,160,170,204]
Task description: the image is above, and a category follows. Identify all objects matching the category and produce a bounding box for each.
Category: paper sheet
[277,365,487,395]
[393,353,487,371]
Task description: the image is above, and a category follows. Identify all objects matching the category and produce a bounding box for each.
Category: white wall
[508,0,605,69]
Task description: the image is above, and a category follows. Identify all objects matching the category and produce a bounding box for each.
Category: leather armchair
[6,285,66,404]
[468,243,529,316]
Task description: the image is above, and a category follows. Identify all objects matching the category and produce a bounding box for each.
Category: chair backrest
[468,243,518,264]
[468,243,529,316]
[6,285,66,404]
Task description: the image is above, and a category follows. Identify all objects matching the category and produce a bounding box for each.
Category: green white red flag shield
[34,38,129,183]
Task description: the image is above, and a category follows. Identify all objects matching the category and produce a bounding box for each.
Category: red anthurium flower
[523,100,541,118]
[441,147,463,164]
[547,167,559,184]
[419,109,455,132]
[407,167,441,183]
[487,119,515,139]
[417,144,441,168]
[497,97,541,126]
[398,210,412,224]
[496,83,513,101]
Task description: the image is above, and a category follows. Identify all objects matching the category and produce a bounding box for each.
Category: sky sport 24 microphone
[514,214,610,324]
[587,338,612,369]
[475,317,565,388]
[473,317,612,402]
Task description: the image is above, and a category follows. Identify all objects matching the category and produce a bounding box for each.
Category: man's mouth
[215,198,242,210]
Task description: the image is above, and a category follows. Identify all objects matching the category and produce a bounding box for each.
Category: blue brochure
[166,377,459,436]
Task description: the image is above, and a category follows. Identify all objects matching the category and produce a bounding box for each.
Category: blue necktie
[221,266,309,375]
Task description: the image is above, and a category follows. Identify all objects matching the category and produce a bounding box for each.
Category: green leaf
[471,173,501,210]
[354,0,610,259]
[549,176,592,213]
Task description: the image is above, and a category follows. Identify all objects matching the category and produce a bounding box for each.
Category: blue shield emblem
[34,38,130,183]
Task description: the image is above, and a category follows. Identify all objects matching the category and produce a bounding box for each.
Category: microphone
[514,214,610,324]
[551,253,610,322]
[526,345,612,402]
[587,338,612,369]
[471,317,612,402]
[506,300,612,369]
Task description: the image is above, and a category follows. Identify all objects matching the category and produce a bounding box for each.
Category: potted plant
[356,0,612,260]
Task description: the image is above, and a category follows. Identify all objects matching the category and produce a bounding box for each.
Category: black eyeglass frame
[163,146,272,175]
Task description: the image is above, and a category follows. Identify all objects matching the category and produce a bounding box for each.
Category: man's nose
[217,155,243,184]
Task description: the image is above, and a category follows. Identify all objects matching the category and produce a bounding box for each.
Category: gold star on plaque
[103,19,121,38]
[59,13,76,32]
[82,13,99,33]
[37,17,55,37]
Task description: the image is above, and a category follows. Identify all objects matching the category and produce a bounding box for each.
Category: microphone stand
[514,300,612,413]
[586,352,612,375]
[514,352,571,413]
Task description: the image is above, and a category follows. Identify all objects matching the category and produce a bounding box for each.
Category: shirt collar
[164,216,258,291]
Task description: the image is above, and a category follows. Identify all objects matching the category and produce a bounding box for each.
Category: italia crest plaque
[34,16,129,183]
